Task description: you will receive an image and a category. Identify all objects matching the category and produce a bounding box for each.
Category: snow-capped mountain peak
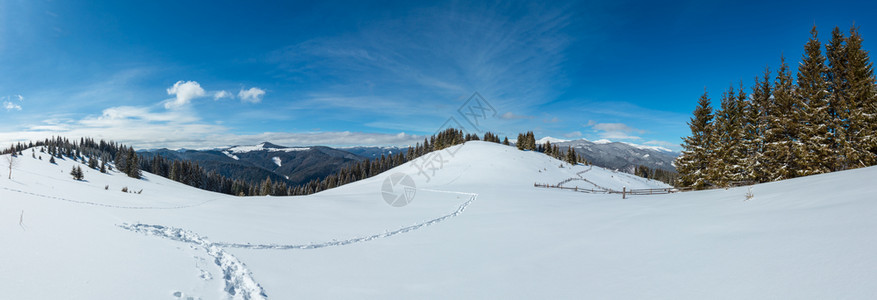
[535,136,570,144]
[225,142,310,153]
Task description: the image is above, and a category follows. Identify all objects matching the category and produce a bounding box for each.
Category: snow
[226,142,310,153]
[621,141,673,152]
[3,142,877,299]
[535,136,570,144]
[223,151,240,160]
[588,139,673,152]
[271,157,281,167]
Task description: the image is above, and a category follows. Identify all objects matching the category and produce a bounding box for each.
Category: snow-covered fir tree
[676,91,714,189]
[763,56,804,181]
[797,26,834,176]
[845,26,877,167]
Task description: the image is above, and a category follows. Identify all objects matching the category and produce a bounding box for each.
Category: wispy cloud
[213,90,233,100]
[544,117,560,123]
[238,87,265,103]
[499,112,534,120]
[586,121,646,140]
[1,109,424,149]
[644,140,677,148]
[563,131,582,138]
[3,101,22,111]
[2,95,24,111]
[269,2,575,119]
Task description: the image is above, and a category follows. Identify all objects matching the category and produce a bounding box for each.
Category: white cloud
[222,131,422,148]
[586,122,646,141]
[213,90,233,100]
[0,102,423,149]
[563,131,582,138]
[3,101,22,111]
[2,95,23,111]
[238,87,265,103]
[644,140,677,148]
[165,80,206,109]
[544,117,560,123]
[499,112,534,120]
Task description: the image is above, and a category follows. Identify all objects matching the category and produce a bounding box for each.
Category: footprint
[171,290,201,300]
[194,257,213,280]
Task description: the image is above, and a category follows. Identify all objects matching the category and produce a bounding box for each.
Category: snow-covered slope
[3,141,877,299]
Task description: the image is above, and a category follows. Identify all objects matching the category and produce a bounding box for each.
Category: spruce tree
[71,166,84,180]
[763,56,803,180]
[260,177,272,196]
[745,68,772,182]
[797,26,834,175]
[845,26,877,166]
[566,146,577,164]
[115,150,128,175]
[88,156,98,169]
[125,147,141,179]
[676,91,714,189]
[710,84,746,186]
[525,131,536,150]
[826,26,850,171]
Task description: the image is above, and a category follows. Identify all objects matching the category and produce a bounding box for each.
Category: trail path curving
[119,188,478,299]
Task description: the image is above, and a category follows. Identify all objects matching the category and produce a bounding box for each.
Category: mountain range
[139,138,678,187]
[139,142,364,186]
[552,139,678,173]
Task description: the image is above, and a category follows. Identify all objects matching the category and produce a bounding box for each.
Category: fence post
[622,186,626,199]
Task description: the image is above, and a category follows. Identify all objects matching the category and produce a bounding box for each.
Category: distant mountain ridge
[543,137,678,173]
[140,142,367,186]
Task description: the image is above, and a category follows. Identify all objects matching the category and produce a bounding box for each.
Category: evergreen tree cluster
[70,166,84,180]
[676,26,877,189]
[516,131,536,150]
[519,135,590,165]
[1,137,257,195]
[4,137,127,176]
[635,165,679,184]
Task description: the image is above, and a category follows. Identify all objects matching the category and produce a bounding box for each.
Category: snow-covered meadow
[2,141,876,299]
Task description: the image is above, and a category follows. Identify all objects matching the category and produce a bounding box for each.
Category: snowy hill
[3,141,877,299]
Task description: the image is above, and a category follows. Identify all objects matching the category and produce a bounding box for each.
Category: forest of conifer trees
[676,25,877,190]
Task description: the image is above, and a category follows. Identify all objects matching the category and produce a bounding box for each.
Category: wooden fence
[533,183,678,198]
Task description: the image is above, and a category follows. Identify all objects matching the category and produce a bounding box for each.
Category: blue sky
[1,0,875,150]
